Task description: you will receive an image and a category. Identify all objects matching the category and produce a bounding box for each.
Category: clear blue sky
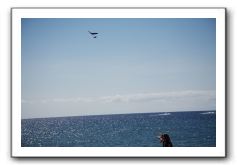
[22,18,216,119]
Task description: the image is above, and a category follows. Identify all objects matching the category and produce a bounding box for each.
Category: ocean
[21,111,216,147]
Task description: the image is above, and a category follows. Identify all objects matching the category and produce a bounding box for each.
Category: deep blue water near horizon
[21,111,216,147]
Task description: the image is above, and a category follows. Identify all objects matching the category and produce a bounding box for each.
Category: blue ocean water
[21,111,216,147]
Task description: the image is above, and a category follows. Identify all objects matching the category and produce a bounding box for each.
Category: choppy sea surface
[21,111,216,147]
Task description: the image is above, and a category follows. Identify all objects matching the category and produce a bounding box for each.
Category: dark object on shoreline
[159,134,173,147]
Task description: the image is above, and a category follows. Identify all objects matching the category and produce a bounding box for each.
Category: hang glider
[88,31,98,38]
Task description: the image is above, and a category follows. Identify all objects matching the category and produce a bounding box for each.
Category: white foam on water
[200,111,215,115]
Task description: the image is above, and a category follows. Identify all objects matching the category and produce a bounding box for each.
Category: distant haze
[22,18,216,119]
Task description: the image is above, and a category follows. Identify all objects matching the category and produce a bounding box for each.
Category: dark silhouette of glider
[88,31,98,38]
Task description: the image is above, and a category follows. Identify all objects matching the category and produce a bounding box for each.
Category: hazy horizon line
[22,109,216,120]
